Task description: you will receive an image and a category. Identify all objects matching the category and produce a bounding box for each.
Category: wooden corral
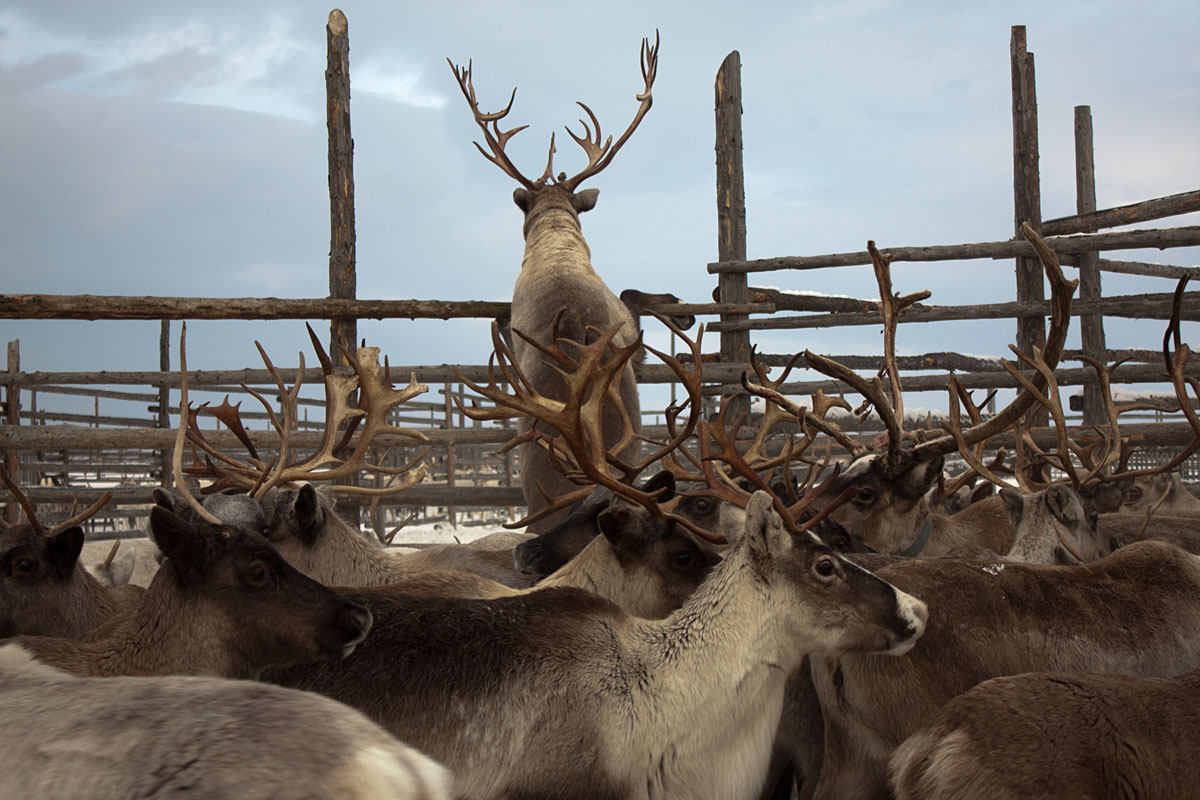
[1,23,1198,537]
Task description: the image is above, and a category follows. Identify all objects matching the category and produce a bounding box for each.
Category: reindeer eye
[245,562,269,588]
[814,558,837,578]
[854,487,876,505]
[12,558,35,576]
[673,552,693,569]
[692,499,713,515]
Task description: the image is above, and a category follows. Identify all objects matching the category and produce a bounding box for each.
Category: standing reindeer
[448,34,662,531]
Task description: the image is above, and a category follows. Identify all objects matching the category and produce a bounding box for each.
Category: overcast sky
[1,0,1197,422]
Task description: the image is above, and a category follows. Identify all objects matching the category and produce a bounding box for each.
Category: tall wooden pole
[158,319,172,486]
[5,340,19,522]
[1075,106,1107,425]
[326,10,361,520]
[715,51,750,420]
[1011,25,1047,425]
[327,9,357,368]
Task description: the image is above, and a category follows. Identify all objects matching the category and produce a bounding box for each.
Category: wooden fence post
[443,383,456,529]
[327,8,357,367]
[715,51,750,420]
[327,9,360,521]
[1075,105,1107,425]
[158,319,172,486]
[1011,25,1047,426]
[5,340,19,522]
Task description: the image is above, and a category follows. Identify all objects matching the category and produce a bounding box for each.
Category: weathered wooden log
[1011,25,1046,373]
[0,295,762,322]
[1,484,528,508]
[0,362,751,389]
[709,291,1200,332]
[1043,189,1200,236]
[326,9,357,368]
[707,226,1200,274]
[763,362,1200,398]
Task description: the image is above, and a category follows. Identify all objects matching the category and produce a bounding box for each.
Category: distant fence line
[5,22,1200,530]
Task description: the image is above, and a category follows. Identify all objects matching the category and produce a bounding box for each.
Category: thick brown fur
[810,541,1200,799]
[890,667,1200,800]
[14,505,371,680]
[0,523,143,640]
[509,183,642,533]
[266,492,927,800]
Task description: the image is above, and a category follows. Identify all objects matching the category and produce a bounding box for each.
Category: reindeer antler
[449,33,659,193]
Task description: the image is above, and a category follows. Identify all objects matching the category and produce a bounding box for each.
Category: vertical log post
[158,319,172,486]
[5,340,19,523]
[443,383,456,529]
[715,51,750,420]
[327,8,357,366]
[1075,106,1107,426]
[1011,25,1047,426]
[327,9,360,521]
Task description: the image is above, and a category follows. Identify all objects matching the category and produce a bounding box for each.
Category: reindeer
[805,540,1200,799]
[448,34,664,532]
[0,476,142,639]
[889,666,1200,800]
[13,324,373,680]
[0,643,450,800]
[740,229,1078,557]
[1123,470,1200,514]
[260,321,925,800]
[266,490,926,800]
[181,326,548,589]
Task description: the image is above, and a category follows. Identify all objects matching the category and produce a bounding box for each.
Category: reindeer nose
[337,602,373,646]
[514,541,542,572]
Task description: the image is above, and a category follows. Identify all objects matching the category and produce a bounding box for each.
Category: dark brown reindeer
[0,476,141,639]
[889,666,1200,800]
[806,540,1200,799]
[448,33,665,532]
[12,325,373,680]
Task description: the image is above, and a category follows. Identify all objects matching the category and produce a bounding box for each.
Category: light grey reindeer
[267,491,927,800]
[0,643,449,800]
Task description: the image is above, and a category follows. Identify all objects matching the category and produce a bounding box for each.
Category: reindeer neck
[632,545,794,685]
[617,546,793,797]
[538,538,615,595]
[296,516,409,587]
[70,565,126,633]
[519,206,595,277]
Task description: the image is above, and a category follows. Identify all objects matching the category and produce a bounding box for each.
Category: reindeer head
[448,33,658,232]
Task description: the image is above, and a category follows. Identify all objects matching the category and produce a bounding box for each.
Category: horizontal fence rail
[707,226,1200,274]
[0,296,770,322]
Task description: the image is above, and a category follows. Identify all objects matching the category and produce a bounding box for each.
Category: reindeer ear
[641,470,676,502]
[597,507,643,548]
[151,487,185,515]
[46,526,84,579]
[149,506,211,585]
[512,188,532,213]
[293,484,325,546]
[999,487,1024,525]
[898,457,944,500]
[572,188,599,214]
[743,490,782,560]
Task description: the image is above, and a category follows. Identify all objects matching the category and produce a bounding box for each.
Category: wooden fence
[2,21,1198,534]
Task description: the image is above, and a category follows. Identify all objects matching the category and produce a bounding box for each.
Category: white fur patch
[343,744,451,800]
[981,564,1005,575]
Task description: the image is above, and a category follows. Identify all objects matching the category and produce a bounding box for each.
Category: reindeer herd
[3,32,1199,800]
